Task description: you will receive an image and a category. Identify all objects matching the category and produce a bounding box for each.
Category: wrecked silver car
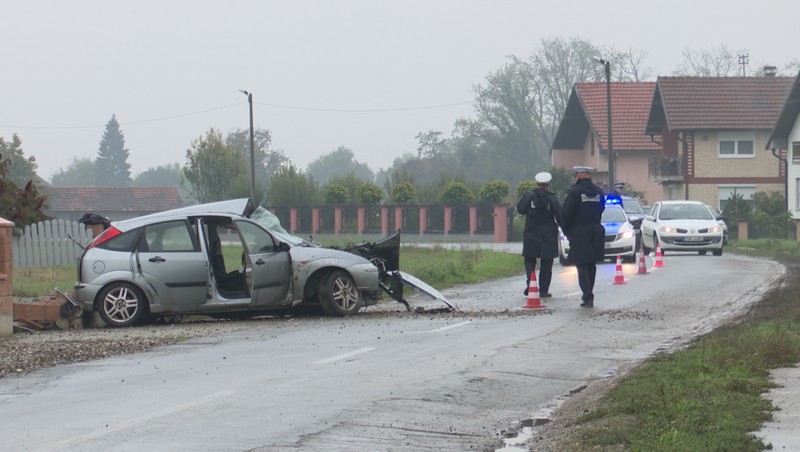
[75,198,430,327]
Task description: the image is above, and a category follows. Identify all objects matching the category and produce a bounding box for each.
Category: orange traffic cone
[654,244,665,268]
[612,255,626,284]
[637,239,649,275]
[523,271,546,309]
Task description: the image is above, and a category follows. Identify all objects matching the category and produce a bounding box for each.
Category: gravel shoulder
[0,320,259,379]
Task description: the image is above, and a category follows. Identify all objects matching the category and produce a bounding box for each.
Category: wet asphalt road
[0,250,783,451]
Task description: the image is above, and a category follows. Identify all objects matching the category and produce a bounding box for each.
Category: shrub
[479,180,510,204]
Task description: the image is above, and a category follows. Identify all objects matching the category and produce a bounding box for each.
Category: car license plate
[683,236,703,242]
[605,243,612,249]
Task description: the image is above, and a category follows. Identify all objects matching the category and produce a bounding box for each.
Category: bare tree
[675,44,740,76]
[615,47,654,82]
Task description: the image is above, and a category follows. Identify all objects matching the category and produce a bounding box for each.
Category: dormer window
[718,132,755,158]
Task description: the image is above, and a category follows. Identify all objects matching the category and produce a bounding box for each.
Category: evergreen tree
[95,115,132,186]
[0,134,39,188]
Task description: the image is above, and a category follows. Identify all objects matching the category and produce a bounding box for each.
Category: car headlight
[659,225,677,233]
[620,230,634,239]
[709,226,721,233]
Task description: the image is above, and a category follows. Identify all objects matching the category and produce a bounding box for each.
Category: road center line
[314,347,376,364]
[37,390,235,452]
[429,320,472,333]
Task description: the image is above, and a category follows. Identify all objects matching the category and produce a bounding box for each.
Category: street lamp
[593,57,614,188]
[239,89,256,202]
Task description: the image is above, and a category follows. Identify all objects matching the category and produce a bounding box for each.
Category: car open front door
[234,220,292,307]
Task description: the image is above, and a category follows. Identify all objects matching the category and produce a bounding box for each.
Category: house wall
[551,134,608,180]
[615,152,663,205]
[790,121,800,220]
[689,183,785,209]
[692,131,780,179]
[685,130,785,209]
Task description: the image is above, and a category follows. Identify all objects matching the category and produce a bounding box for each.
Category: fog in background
[1,0,797,181]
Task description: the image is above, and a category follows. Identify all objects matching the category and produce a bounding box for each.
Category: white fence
[12,220,94,269]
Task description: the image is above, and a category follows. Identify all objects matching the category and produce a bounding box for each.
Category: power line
[0,99,475,130]
[0,103,244,130]
[253,100,474,113]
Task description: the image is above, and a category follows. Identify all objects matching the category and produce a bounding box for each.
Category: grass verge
[560,239,800,451]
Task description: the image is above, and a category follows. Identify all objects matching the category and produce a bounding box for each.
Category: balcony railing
[649,156,683,181]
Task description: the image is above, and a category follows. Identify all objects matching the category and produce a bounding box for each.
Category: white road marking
[36,390,235,452]
[429,320,472,333]
[313,347,376,364]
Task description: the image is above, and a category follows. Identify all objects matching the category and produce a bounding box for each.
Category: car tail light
[85,226,122,250]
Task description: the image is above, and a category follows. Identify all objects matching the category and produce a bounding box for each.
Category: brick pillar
[381,207,389,235]
[357,207,366,234]
[312,208,320,234]
[334,207,343,234]
[289,208,298,234]
[469,205,478,234]
[493,205,509,243]
[444,206,453,235]
[0,218,13,337]
[419,206,428,234]
[738,221,748,241]
[394,206,404,232]
[796,220,800,243]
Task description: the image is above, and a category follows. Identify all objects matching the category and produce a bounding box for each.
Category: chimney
[763,65,777,77]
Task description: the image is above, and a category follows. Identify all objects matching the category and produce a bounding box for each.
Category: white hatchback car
[640,200,724,256]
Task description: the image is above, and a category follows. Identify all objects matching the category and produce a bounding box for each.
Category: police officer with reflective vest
[516,171,562,298]
[561,166,605,307]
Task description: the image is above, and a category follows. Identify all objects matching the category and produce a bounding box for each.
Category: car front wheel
[97,282,147,327]
[713,247,723,256]
[319,270,362,316]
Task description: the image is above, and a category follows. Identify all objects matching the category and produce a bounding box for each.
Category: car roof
[109,198,254,232]
[657,200,705,205]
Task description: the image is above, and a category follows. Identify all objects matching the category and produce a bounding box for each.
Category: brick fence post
[738,221,748,241]
[0,218,13,337]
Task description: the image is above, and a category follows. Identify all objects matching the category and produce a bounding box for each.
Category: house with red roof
[46,186,186,222]
[767,70,800,220]
[644,76,794,210]
[551,82,662,203]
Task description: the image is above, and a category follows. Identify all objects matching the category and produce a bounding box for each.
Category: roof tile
[575,82,659,151]
[656,76,794,130]
[48,187,185,213]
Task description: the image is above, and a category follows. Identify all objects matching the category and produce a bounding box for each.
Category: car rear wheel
[699,250,707,256]
[97,282,147,327]
[319,270,362,316]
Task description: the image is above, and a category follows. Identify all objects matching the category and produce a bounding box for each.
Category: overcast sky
[2,0,798,181]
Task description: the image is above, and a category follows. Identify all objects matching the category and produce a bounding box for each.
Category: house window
[793,142,800,165]
[718,132,755,158]
[796,178,800,210]
[718,185,756,211]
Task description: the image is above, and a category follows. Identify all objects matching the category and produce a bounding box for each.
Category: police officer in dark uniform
[516,171,562,298]
[561,166,605,307]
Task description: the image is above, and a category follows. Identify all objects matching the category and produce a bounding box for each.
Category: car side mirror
[279,242,291,252]
[645,215,655,222]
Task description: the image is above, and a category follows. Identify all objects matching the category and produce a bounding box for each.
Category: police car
[558,202,640,266]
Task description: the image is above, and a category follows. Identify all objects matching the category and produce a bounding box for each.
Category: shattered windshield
[250,206,308,246]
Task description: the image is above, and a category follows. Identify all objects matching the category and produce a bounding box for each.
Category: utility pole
[594,57,614,188]
[240,90,256,202]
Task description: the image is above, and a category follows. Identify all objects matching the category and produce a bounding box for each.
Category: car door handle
[148,256,166,263]
[254,258,265,265]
